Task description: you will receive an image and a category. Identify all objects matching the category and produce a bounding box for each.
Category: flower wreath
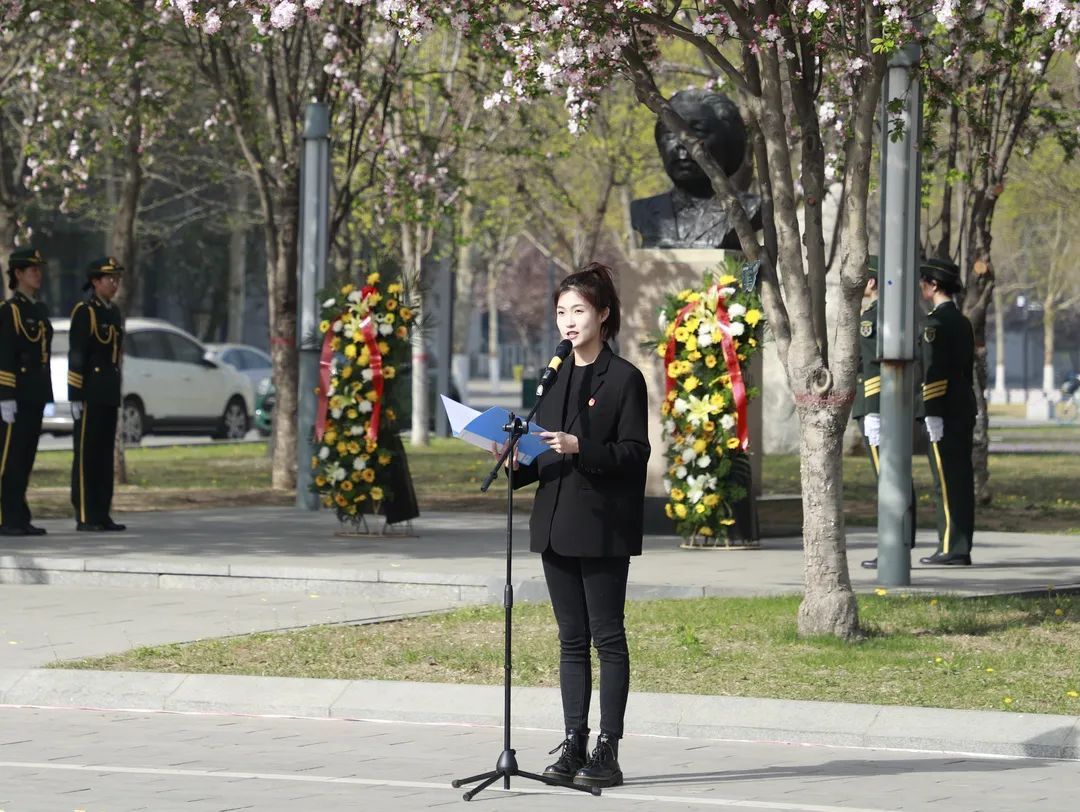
[311,272,413,522]
[654,265,765,544]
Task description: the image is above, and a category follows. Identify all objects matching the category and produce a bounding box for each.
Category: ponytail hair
[553,261,622,341]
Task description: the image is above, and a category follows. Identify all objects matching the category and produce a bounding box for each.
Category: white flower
[358,400,373,414]
[658,311,668,331]
[697,329,714,348]
[333,467,347,482]
[721,287,736,298]
[332,320,343,333]
[317,446,330,460]
[322,297,337,308]
[720,414,736,430]
[683,447,698,462]
[664,420,676,435]
[349,424,365,435]
[728,321,745,337]
[727,303,746,318]
[697,455,711,468]
[353,456,367,471]
[663,477,672,494]
[673,398,689,415]
[269,2,299,30]
[378,322,393,336]
[361,368,374,382]
[331,407,343,419]
[676,465,688,479]
[348,290,363,303]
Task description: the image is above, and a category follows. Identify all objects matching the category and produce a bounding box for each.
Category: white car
[205,343,272,391]
[44,317,256,444]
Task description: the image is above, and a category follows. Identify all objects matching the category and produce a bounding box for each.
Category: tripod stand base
[451,749,601,800]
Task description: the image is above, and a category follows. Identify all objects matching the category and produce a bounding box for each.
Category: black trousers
[71,402,118,525]
[0,401,44,529]
[541,549,630,739]
[926,420,975,556]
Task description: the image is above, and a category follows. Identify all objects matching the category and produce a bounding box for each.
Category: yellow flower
[347,441,361,455]
[358,347,371,365]
[744,309,762,327]
[682,375,700,393]
[686,292,700,302]
[365,438,378,453]
[1067,690,1079,698]
[385,312,396,324]
[399,307,413,321]
[667,361,683,378]
[347,408,358,419]
[366,390,379,402]
[664,503,674,519]
[341,366,353,379]
[699,526,713,536]
[351,471,362,482]
[671,488,685,502]
[685,335,698,352]
[371,486,384,501]
[354,493,367,502]
[703,420,715,433]
[336,441,347,454]
[720,518,735,526]
[331,337,342,351]
[385,408,396,422]
[310,456,317,469]
[387,282,403,295]
[378,453,391,465]
[322,495,334,507]
[324,429,337,444]
[718,274,737,286]
[315,475,327,487]
[703,494,720,507]
[396,325,408,338]
[695,503,706,514]
[1003,697,1013,706]
[693,439,707,454]
[344,343,357,359]
[674,503,688,519]
[341,479,354,492]
[385,299,398,310]
[367,272,381,284]
[687,350,702,361]
[1055,608,1064,616]
[985,667,994,673]
[319,319,331,334]
[335,493,348,507]
[378,341,389,354]
[726,437,740,449]
[660,401,671,416]
[341,283,354,295]
[384,366,396,379]
[749,338,758,347]
[673,326,690,343]
[874,587,888,596]
[361,468,376,483]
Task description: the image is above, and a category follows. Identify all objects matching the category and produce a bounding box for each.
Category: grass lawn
[25,437,1080,532]
[60,592,1080,716]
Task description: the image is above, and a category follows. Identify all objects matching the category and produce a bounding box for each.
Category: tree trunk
[965,197,995,506]
[267,171,300,490]
[0,206,15,298]
[404,221,429,446]
[487,265,499,393]
[451,198,475,395]
[993,286,1006,400]
[794,400,860,639]
[1042,304,1055,393]
[227,180,248,343]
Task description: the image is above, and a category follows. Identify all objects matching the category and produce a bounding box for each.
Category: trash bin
[522,377,538,410]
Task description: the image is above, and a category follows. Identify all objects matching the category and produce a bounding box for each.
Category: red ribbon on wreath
[315,305,385,443]
[663,288,750,450]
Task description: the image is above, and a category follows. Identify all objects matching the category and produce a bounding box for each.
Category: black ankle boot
[573,732,622,788]
[543,729,589,782]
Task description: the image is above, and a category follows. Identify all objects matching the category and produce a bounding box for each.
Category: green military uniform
[919,259,976,561]
[68,257,125,531]
[0,249,53,535]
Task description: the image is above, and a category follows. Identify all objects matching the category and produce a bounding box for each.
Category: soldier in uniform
[0,249,53,536]
[917,257,975,566]
[854,256,916,570]
[68,257,126,532]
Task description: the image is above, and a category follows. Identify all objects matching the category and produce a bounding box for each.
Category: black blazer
[514,344,650,557]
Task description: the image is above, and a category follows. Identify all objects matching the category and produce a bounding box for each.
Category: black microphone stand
[451,382,600,801]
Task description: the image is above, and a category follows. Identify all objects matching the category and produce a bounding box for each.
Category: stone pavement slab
[2,507,1077,601]
[2,705,1078,811]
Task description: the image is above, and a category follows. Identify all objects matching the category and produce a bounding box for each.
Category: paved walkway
[2,504,1079,810]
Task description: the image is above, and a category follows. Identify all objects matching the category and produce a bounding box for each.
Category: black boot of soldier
[573,732,622,788]
[543,729,589,783]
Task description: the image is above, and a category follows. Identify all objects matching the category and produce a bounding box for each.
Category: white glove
[0,400,15,424]
[71,401,83,421]
[863,413,880,448]
[925,416,944,443]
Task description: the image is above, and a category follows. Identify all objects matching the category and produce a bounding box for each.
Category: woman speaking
[503,261,649,789]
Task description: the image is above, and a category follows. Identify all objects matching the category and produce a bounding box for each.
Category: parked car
[44,318,256,444]
[206,343,272,391]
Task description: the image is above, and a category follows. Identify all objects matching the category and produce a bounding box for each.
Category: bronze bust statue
[631,89,761,250]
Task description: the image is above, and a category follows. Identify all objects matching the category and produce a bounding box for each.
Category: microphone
[536,339,574,396]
